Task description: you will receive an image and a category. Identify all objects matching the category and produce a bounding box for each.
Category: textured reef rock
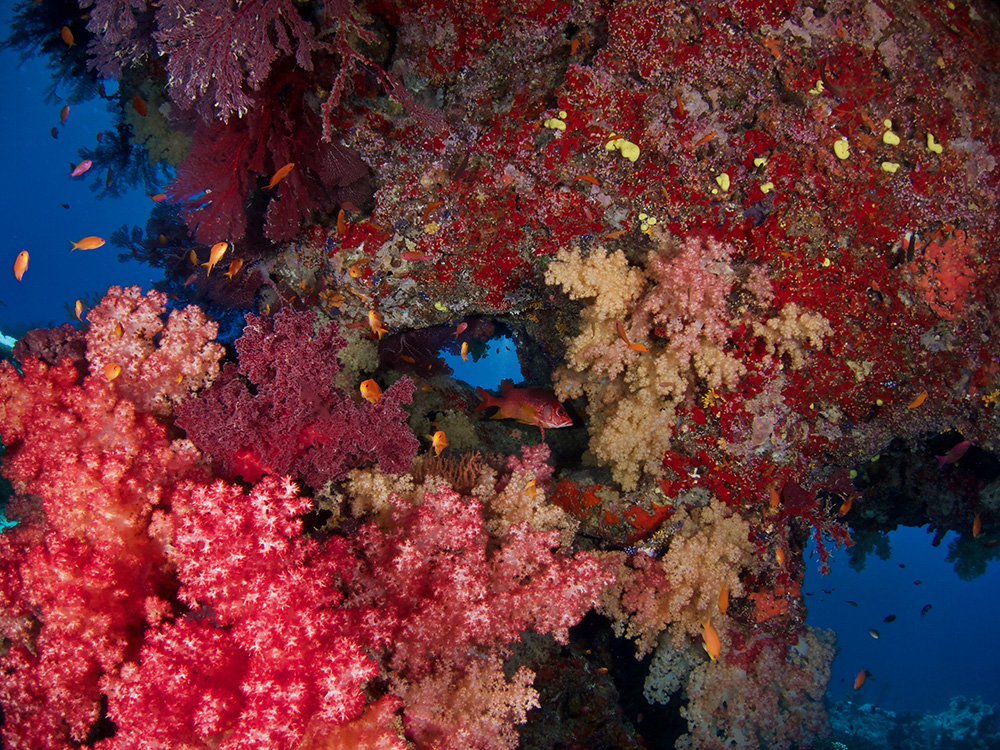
[2,0,1000,748]
[830,695,1000,750]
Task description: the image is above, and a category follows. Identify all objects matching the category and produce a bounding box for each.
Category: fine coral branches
[155,0,320,121]
[546,232,832,490]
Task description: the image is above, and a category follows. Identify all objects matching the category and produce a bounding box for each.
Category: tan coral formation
[545,233,833,489]
[597,498,758,657]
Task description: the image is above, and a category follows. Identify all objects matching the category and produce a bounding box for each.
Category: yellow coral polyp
[606,137,640,162]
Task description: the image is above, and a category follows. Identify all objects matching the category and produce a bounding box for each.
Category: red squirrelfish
[475,379,573,439]
[936,440,971,468]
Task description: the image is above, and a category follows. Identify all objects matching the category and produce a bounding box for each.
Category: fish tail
[474,387,494,414]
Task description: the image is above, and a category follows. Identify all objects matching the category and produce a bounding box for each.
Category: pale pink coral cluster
[85,285,223,417]
[545,232,832,489]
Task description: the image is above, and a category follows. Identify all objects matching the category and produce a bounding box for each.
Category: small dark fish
[823,589,834,594]
[50,126,58,139]
[898,564,905,568]
[883,615,897,623]
[914,580,922,585]
[846,600,858,607]
[921,604,933,616]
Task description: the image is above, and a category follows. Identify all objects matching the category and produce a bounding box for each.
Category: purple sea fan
[176,309,419,488]
[154,0,321,121]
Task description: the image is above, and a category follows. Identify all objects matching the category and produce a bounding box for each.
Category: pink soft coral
[0,349,205,748]
[350,485,613,678]
[85,285,223,417]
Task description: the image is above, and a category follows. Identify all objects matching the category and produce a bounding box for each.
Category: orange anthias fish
[132,93,147,117]
[973,512,982,539]
[615,320,649,352]
[854,669,867,690]
[475,380,573,439]
[368,309,388,339]
[74,299,83,320]
[702,619,721,661]
[13,251,28,282]
[266,162,295,190]
[718,583,729,615]
[69,236,105,251]
[431,430,448,456]
[223,258,244,279]
[60,25,74,47]
[60,104,70,124]
[461,341,469,361]
[202,242,228,275]
[360,378,382,405]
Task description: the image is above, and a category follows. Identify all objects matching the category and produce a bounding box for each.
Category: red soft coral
[140,476,378,749]
[350,485,613,678]
[168,60,370,244]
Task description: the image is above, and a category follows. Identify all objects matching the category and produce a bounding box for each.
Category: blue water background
[805,525,1000,713]
[0,0,161,336]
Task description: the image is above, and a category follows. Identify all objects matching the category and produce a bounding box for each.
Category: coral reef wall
[2,0,1000,747]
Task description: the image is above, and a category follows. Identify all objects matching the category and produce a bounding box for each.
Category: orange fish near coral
[266,162,295,189]
[202,242,228,275]
[615,321,649,352]
[69,236,105,251]
[132,93,147,117]
[223,258,243,279]
[360,379,382,405]
[13,251,28,282]
[854,669,867,690]
[60,104,69,124]
[60,25,74,47]
[431,430,448,456]
[103,363,122,381]
[718,583,729,615]
[475,380,573,439]
[461,341,469,361]
[973,512,982,539]
[702,619,721,661]
[75,299,83,320]
[368,309,388,340]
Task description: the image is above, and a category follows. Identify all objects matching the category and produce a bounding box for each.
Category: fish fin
[500,379,514,395]
[474,387,494,414]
